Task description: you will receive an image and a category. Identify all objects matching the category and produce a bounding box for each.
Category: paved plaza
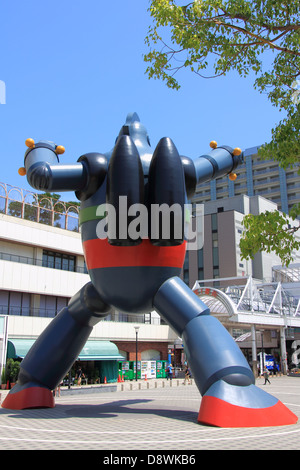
[0,376,299,452]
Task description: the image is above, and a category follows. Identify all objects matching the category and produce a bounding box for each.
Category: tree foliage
[144,0,300,266]
[240,211,300,266]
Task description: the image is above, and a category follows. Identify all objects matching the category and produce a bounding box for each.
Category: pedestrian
[183,366,191,385]
[263,367,271,384]
[54,379,63,397]
[76,367,84,386]
[167,363,173,380]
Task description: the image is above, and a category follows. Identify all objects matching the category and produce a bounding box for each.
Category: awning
[7,339,125,361]
[7,339,34,359]
[78,340,125,361]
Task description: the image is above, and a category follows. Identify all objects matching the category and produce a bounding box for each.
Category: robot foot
[198,380,298,428]
[1,382,55,410]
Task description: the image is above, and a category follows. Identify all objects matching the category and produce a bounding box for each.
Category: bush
[6,358,20,383]
[1,367,6,385]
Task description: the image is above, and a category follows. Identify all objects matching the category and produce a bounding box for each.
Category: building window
[211,213,218,232]
[183,254,189,286]
[42,250,76,272]
[212,247,219,267]
[197,249,204,280]
[39,295,69,317]
[0,290,30,316]
[198,267,204,280]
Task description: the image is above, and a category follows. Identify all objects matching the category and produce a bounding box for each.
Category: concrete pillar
[251,325,258,378]
[280,327,287,375]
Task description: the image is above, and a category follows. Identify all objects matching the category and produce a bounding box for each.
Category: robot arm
[19,138,108,200]
[181,142,243,199]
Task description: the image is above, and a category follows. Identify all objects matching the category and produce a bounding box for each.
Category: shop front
[7,338,125,384]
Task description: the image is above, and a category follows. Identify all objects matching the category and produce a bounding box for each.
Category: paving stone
[0,376,299,451]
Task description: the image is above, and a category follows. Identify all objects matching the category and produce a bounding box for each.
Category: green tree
[144,0,300,265]
[240,211,300,267]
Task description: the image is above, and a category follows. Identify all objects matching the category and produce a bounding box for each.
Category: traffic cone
[145,374,147,381]
[104,376,107,384]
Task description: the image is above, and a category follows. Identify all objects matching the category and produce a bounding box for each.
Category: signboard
[194,287,218,298]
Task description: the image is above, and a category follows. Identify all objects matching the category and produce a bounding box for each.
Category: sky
[0,0,285,202]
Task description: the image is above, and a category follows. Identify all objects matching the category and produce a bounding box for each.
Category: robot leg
[2,283,111,410]
[153,277,298,427]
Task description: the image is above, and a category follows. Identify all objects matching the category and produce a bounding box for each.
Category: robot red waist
[83,238,186,270]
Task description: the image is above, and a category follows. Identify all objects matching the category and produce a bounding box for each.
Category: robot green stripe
[79,205,106,226]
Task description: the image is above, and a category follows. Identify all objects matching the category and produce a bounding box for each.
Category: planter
[10,383,16,389]
[1,384,6,390]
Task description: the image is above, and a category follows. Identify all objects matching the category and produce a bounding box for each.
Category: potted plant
[6,358,20,388]
[1,367,6,389]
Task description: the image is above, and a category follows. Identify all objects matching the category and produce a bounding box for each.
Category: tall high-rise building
[192,146,300,216]
[185,195,300,288]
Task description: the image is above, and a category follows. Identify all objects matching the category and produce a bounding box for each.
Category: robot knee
[222,372,254,387]
[68,282,111,327]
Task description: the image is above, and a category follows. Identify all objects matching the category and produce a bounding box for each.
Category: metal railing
[0,305,162,324]
[0,182,79,232]
[0,251,88,274]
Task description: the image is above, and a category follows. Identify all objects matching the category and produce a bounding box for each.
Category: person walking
[167,363,173,380]
[183,366,191,385]
[263,367,271,385]
[76,367,84,386]
[54,379,63,397]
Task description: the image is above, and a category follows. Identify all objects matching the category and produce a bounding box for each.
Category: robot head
[117,112,151,147]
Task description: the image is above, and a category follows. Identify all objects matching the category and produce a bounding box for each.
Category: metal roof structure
[193,276,300,329]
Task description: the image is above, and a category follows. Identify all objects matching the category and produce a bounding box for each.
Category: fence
[0,182,79,232]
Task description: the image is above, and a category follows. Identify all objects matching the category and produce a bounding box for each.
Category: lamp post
[134,326,140,381]
[261,330,264,374]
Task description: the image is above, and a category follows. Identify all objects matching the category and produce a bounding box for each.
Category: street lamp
[134,326,140,381]
[261,330,264,373]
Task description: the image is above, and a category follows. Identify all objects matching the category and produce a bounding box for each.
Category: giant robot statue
[2,113,297,427]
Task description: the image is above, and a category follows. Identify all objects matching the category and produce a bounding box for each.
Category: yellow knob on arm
[25,138,35,148]
[18,167,26,176]
[233,147,242,156]
[229,172,237,181]
[55,145,65,155]
[209,141,217,149]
